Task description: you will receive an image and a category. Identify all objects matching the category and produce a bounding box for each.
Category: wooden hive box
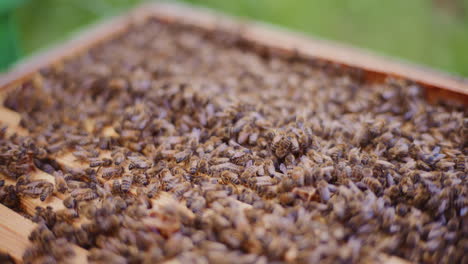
[0,2,466,263]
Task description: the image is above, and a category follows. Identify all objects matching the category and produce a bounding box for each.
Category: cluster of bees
[1,19,467,263]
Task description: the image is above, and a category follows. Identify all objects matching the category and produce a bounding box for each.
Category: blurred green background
[1,0,468,76]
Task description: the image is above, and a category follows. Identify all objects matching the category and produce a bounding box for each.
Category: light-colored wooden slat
[0,107,21,127]
[69,247,89,264]
[0,204,88,263]
[0,204,35,261]
[0,107,27,136]
[380,255,411,264]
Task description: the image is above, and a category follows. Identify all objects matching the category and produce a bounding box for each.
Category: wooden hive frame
[0,2,466,263]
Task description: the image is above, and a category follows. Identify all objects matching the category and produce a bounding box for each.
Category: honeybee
[263,159,276,176]
[230,150,252,166]
[121,174,133,193]
[271,133,291,158]
[53,171,68,193]
[101,166,124,180]
[292,186,318,202]
[220,170,240,184]
[112,180,122,194]
[62,196,76,209]
[240,165,257,182]
[388,140,409,158]
[111,148,126,165]
[189,156,199,174]
[362,177,382,194]
[72,149,91,162]
[327,144,346,161]
[127,156,152,170]
[17,180,54,201]
[144,182,160,198]
[287,132,300,153]
[56,208,79,222]
[174,149,192,163]
[89,158,113,167]
[134,173,148,186]
[317,180,331,202]
[278,192,296,205]
[71,188,98,201]
[456,157,466,171]
[198,158,210,174]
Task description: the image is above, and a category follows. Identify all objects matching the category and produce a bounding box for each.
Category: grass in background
[11,0,468,76]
